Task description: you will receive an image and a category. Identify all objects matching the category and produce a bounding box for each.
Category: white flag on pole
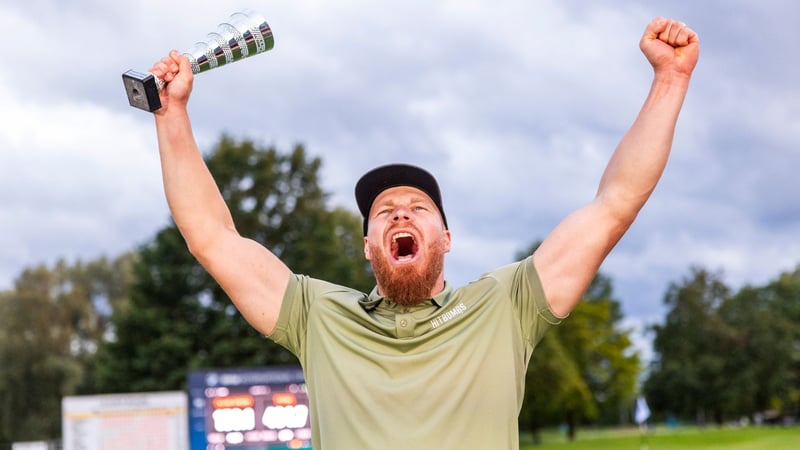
[635,395,651,425]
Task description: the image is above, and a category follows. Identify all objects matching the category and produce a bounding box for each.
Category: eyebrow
[372,195,434,213]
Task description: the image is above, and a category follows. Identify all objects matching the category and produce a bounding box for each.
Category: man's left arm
[533,17,700,317]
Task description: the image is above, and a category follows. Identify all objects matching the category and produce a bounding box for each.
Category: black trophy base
[122,70,162,112]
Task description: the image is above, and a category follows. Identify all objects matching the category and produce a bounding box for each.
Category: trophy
[122,9,275,112]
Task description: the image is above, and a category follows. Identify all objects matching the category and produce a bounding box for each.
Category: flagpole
[634,396,651,450]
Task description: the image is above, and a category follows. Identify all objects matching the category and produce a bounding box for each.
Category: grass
[519,425,800,450]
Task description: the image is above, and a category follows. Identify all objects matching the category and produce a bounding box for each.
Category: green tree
[96,136,372,393]
[732,266,800,419]
[521,329,592,444]
[765,266,800,418]
[518,244,639,441]
[644,267,733,424]
[717,283,795,418]
[645,265,800,424]
[0,254,134,443]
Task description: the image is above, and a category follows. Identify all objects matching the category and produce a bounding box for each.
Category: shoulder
[460,257,561,322]
[270,274,369,351]
[471,257,537,291]
[285,273,369,308]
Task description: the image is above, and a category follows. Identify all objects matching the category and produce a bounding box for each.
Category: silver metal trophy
[122,9,274,112]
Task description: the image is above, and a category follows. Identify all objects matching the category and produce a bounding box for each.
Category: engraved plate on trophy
[122,9,274,112]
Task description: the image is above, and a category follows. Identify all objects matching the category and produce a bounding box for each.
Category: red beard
[369,237,445,306]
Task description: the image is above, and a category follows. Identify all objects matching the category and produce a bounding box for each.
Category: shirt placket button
[397,315,413,338]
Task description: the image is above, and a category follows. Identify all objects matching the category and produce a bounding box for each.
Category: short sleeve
[488,256,562,348]
[268,274,309,360]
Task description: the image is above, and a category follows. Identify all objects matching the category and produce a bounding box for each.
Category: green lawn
[520,426,800,450]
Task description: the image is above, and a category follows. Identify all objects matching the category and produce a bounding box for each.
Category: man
[149,16,698,449]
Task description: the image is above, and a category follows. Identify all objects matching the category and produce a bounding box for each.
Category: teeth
[392,232,413,242]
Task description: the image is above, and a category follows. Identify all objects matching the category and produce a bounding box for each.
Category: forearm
[534,17,698,318]
[155,108,236,255]
[596,72,691,219]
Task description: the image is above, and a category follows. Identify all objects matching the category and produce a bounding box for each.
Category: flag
[635,395,651,425]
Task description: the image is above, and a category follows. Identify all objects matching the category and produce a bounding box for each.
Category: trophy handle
[123,9,273,112]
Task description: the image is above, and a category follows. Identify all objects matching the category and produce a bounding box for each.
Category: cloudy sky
[2,0,798,359]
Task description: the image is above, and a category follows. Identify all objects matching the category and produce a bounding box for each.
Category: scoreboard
[62,391,187,450]
[188,367,312,450]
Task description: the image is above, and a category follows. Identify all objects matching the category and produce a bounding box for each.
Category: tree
[518,243,640,441]
[717,284,795,418]
[0,254,134,443]
[521,329,592,443]
[96,136,373,393]
[730,266,800,419]
[765,266,800,418]
[644,267,733,424]
[645,266,800,424]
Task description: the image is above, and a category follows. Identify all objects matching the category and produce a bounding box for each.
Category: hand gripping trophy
[122,9,274,112]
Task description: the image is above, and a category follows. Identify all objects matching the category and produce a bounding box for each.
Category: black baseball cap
[355,163,448,235]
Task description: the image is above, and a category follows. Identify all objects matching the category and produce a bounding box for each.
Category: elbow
[186,239,210,260]
[596,187,651,228]
[183,237,217,270]
[179,223,234,263]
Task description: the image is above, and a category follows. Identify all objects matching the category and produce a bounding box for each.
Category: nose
[392,206,411,222]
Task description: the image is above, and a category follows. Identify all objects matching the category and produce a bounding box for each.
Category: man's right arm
[150,50,291,336]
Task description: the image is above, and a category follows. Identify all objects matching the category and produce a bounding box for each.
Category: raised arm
[533,17,700,317]
[150,50,291,335]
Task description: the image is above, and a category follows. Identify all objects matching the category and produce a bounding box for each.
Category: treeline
[0,137,798,445]
[644,267,800,425]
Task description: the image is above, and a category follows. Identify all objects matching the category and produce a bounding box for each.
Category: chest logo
[430,302,467,329]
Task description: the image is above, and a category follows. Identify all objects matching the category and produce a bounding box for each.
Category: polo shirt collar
[359,282,452,312]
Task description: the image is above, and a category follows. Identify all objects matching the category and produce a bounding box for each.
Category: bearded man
[148,16,699,450]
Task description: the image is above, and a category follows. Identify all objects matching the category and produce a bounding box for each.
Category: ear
[363,236,372,260]
[442,230,452,254]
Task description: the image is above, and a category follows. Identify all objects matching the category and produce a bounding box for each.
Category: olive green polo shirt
[270,256,561,449]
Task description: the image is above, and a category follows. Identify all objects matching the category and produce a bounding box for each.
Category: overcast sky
[2,0,798,360]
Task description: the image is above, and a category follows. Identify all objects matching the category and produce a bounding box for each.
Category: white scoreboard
[62,391,188,450]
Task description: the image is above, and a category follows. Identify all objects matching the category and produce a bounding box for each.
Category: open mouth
[391,232,418,262]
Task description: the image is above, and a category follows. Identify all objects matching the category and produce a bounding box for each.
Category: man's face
[363,186,451,306]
